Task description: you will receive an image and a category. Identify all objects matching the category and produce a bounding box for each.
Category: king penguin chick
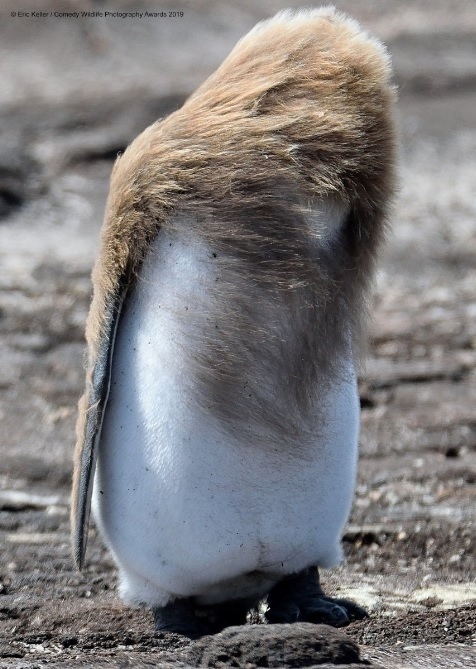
[71,7,397,638]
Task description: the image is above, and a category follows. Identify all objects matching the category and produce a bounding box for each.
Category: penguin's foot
[154,597,256,638]
[154,599,212,639]
[265,566,367,627]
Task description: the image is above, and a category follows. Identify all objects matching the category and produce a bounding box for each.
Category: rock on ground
[187,624,362,668]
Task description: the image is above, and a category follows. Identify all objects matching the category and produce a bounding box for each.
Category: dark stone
[187,623,364,667]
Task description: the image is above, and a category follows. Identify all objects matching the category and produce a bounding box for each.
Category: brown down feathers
[88,7,396,351]
[72,7,397,567]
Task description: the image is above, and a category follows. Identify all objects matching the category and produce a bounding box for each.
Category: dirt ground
[0,1,475,667]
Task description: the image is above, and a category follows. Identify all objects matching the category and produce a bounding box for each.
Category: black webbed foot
[265,566,367,627]
[154,599,212,639]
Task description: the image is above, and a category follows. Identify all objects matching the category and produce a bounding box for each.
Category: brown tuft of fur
[72,7,398,566]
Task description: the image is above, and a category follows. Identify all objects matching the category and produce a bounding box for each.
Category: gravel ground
[0,1,475,667]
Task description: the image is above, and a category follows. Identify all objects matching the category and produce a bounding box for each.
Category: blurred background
[0,0,475,659]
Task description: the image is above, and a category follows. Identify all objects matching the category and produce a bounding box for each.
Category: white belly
[92,229,360,607]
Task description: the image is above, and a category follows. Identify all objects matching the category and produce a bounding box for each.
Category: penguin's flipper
[71,287,126,570]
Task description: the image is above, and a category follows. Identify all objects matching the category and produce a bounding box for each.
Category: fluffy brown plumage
[72,7,397,569]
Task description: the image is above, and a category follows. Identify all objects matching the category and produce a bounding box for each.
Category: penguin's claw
[265,597,351,627]
[300,598,352,627]
[321,596,369,623]
[265,567,367,628]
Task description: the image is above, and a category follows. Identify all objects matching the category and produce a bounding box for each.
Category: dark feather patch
[71,286,126,569]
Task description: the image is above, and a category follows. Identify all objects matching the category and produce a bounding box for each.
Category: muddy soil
[0,1,475,667]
